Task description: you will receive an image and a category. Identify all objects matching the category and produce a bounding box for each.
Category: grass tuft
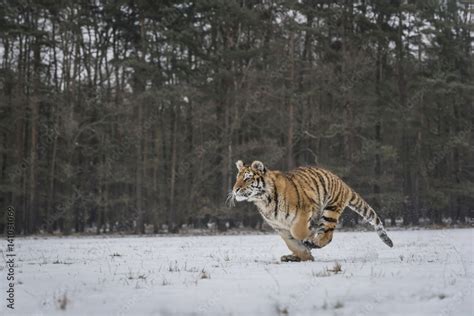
[275,304,289,315]
[168,261,180,272]
[327,261,342,274]
[312,269,331,277]
[56,292,69,310]
[199,269,211,279]
[162,277,170,286]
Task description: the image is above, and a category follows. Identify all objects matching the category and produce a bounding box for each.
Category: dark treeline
[0,0,472,234]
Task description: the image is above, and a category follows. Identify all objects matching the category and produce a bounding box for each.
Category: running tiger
[230,160,393,262]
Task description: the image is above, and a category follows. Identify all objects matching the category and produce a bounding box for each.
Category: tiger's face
[232,160,267,202]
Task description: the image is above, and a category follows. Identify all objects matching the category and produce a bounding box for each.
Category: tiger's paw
[280,254,301,262]
[303,240,321,249]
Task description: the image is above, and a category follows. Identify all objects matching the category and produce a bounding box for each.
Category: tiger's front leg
[278,231,314,262]
[303,204,342,249]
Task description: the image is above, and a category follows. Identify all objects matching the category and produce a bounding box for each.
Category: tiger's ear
[236,160,244,171]
[251,160,266,173]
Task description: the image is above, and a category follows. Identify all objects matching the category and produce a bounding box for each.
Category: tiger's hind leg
[303,204,342,249]
[279,231,314,262]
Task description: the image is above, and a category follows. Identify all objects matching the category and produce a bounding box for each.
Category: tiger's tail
[347,191,393,248]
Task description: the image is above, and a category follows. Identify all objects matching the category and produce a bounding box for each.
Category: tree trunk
[169,106,179,232]
[374,11,385,217]
[287,31,295,170]
[46,124,57,232]
[153,123,161,232]
[134,12,147,234]
[28,33,41,233]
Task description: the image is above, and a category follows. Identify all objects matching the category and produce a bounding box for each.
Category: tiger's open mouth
[235,189,263,202]
[235,195,248,202]
[226,191,251,207]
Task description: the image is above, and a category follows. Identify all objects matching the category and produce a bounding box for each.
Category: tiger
[230,160,393,262]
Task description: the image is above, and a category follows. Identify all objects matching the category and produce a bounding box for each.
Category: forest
[0,0,472,234]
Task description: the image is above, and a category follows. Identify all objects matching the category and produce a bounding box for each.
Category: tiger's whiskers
[225,191,236,208]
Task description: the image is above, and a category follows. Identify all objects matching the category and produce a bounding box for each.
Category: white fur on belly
[259,209,294,231]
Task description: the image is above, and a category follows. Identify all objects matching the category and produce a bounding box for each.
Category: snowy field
[1,229,473,316]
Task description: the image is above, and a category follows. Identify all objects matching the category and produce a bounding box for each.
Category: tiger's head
[231,160,267,203]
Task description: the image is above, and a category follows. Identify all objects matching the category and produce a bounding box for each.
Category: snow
[1,229,473,316]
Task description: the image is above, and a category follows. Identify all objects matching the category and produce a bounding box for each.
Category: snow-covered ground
[1,229,473,316]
